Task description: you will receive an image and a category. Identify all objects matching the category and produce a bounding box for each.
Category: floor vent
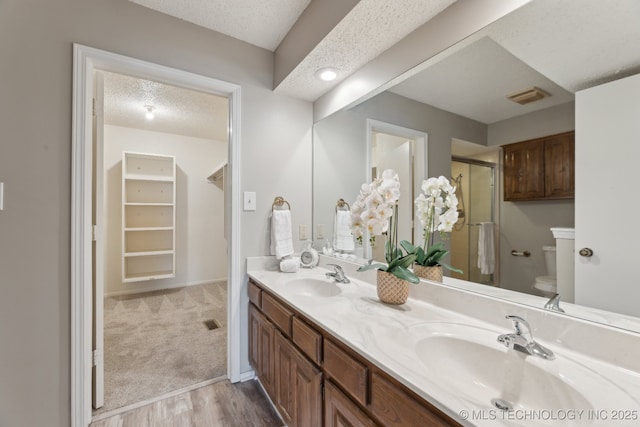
[203,319,220,330]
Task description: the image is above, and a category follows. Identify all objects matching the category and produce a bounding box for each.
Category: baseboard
[239,369,256,382]
[104,277,227,297]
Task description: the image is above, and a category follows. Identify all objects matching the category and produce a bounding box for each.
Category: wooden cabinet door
[503,139,545,200]
[325,380,376,427]
[544,132,574,199]
[249,304,276,398]
[275,331,322,427]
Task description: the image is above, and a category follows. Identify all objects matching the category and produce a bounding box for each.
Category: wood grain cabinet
[503,131,574,201]
[274,331,323,427]
[248,279,459,427]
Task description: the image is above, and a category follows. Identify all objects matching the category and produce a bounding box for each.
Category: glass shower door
[450,160,495,285]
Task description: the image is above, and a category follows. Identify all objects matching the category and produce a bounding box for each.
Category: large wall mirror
[312,0,640,332]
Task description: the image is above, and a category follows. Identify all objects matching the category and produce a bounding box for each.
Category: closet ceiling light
[315,67,338,81]
[144,105,155,120]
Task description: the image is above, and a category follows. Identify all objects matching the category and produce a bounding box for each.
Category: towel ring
[336,198,350,212]
[272,196,291,211]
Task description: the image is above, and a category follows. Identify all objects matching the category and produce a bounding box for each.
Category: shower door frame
[452,156,500,286]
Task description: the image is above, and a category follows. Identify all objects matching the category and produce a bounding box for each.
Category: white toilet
[533,245,557,297]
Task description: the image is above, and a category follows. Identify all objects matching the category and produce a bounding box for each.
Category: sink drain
[491,398,514,412]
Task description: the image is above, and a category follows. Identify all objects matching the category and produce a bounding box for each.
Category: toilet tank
[542,245,557,276]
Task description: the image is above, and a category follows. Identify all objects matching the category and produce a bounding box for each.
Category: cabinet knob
[579,248,594,257]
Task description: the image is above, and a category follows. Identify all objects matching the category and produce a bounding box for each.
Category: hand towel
[333,210,355,252]
[279,256,300,273]
[477,222,495,275]
[270,209,294,259]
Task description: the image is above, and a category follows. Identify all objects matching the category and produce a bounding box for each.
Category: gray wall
[488,102,575,294]
[313,91,487,246]
[0,1,312,425]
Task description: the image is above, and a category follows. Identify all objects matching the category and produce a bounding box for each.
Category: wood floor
[91,379,283,427]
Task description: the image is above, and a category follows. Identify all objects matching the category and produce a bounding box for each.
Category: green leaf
[437,261,463,274]
[390,266,420,284]
[357,262,387,272]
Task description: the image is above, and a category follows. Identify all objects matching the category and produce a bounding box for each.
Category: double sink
[250,265,640,425]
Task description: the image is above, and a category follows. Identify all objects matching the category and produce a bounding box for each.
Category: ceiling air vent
[507,87,550,105]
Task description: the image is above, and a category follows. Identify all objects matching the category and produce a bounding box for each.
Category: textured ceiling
[273,0,456,101]
[128,0,311,51]
[389,0,640,125]
[102,71,229,141]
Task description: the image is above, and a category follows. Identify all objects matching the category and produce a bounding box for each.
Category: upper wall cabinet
[503,131,575,201]
[122,152,176,282]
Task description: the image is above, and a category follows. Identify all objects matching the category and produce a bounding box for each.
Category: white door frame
[365,119,428,259]
[71,44,243,427]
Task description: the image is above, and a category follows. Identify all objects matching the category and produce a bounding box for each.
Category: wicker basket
[376,270,410,305]
[413,264,443,282]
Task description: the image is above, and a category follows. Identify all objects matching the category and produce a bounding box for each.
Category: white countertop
[247,259,640,427]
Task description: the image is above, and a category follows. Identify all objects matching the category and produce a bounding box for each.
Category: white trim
[239,369,256,382]
[364,119,429,259]
[71,44,242,427]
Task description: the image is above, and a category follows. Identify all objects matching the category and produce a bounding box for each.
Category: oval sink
[284,278,341,297]
[411,322,636,423]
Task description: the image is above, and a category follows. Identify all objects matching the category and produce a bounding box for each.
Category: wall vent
[506,87,550,105]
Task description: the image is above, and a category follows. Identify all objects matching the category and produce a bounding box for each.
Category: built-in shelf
[122,152,176,282]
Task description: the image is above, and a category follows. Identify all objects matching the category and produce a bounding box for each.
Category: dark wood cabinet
[503,131,574,201]
[325,380,377,427]
[249,304,276,397]
[275,330,322,427]
[248,279,459,427]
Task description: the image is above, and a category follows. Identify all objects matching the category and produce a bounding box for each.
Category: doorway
[450,157,497,285]
[72,45,243,427]
[365,120,428,261]
[92,70,230,416]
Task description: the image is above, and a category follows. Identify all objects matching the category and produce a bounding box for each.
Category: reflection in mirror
[312,0,640,332]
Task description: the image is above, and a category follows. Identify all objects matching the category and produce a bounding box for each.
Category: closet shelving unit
[122,152,176,282]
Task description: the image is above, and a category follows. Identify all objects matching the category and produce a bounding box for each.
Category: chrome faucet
[326,264,350,284]
[497,315,555,360]
[544,293,565,313]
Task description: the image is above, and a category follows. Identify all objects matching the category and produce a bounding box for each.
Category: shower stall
[450,157,496,285]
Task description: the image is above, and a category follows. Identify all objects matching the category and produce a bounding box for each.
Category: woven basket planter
[413,264,443,282]
[376,270,410,305]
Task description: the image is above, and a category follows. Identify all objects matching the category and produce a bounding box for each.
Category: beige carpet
[95,281,227,414]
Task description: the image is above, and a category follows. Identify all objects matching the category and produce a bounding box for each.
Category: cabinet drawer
[248,281,262,308]
[323,339,368,406]
[262,293,293,337]
[292,317,322,365]
[370,372,455,427]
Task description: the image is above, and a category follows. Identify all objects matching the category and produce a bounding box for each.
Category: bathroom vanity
[247,257,640,427]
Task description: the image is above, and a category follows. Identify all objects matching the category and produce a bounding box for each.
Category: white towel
[333,210,355,252]
[270,210,294,259]
[477,222,495,275]
[279,256,300,273]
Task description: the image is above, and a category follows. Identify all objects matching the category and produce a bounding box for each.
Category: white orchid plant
[350,169,419,283]
[401,176,463,274]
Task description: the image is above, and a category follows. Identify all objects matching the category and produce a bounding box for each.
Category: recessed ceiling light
[315,67,338,81]
[144,105,155,120]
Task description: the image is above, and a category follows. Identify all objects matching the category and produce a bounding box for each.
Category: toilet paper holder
[511,250,531,257]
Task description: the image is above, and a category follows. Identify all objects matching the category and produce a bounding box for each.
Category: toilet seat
[534,275,557,293]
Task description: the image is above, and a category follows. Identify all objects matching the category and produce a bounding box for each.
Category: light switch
[299,224,309,240]
[316,224,324,239]
[243,191,256,211]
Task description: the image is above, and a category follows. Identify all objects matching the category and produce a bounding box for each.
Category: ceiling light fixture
[315,67,338,82]
[144,105,155,120]
[506,87,550,105]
